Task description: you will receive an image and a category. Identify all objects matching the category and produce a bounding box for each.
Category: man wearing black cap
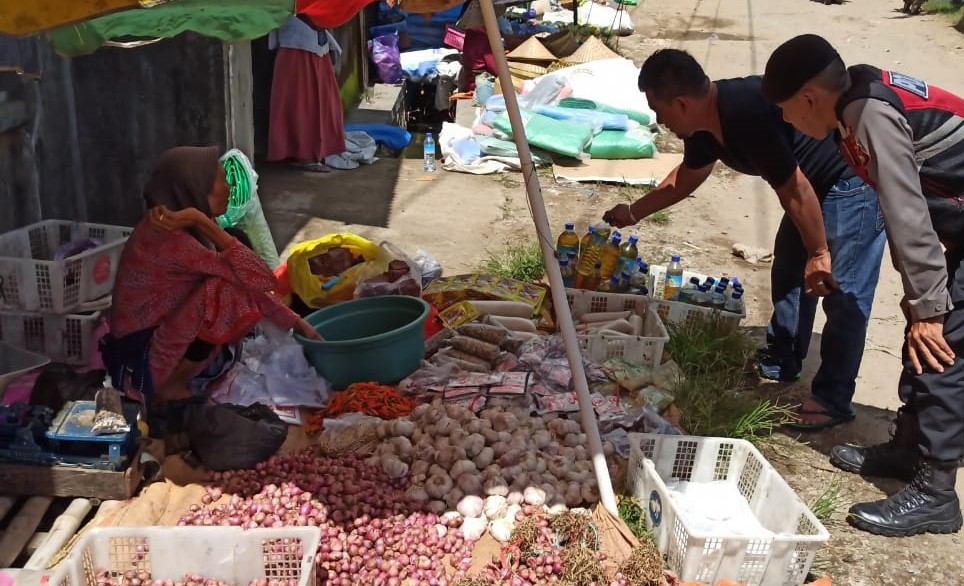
[603,48,886,431]
[763,33,964,538]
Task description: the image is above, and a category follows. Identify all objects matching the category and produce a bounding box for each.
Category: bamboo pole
[477,0,618,517]
[24,498,91,570]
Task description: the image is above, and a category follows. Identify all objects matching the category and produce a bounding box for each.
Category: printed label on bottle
[665,275,683,289]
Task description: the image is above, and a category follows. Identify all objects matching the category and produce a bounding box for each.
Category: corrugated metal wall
[0,33,228,232]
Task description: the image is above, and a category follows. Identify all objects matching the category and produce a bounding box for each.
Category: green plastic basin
[294,295,430,389]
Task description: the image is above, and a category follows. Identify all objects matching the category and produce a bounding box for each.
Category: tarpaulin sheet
[0,0,150,37]
[49,0,295,57]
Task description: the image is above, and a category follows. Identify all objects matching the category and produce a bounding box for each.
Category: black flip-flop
[784,406,856,432]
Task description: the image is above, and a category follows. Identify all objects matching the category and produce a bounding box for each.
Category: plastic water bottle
[618,270,632,293]
[575,223,610,286]
[710,284,728,310]
[692,284,712,306]
[663,255,683,300]
[556,223,580,259]
[629,260,650,294]
[600,275,622,293]
[599,232,623,281]
[579,225,596,257]
[423,132,436,173]
[619,235,639,275]
[677,276,701,304]
[559,258,575,288]
[725,290,745,314]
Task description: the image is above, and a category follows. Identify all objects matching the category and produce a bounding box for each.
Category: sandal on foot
[784,405,856,431]
[289,161,332,173]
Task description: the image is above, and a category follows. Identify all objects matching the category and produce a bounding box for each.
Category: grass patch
[809,475,845,523]
[924,0,963,13]
[480,241,545,282]
[616,183,654,204]
[665,317,791,444]
[645,210,672,226]
[617,495,652,542]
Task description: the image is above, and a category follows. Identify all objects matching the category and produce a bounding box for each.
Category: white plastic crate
[565,289,670,370]
[648,265,745,334]
[628,433,829,586]
[0,310,102,365]
[0,220,131,313]
[46,526,321,586]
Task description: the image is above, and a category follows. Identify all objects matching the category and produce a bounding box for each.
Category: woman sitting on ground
[104,146,320,429]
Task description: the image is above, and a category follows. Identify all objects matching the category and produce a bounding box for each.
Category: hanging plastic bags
[370,33,402,84]
[218,149,281,269]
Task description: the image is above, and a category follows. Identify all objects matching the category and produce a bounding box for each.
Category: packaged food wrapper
[92,376,131,435]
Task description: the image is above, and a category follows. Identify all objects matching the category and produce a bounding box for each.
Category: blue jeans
[760,175,886,418]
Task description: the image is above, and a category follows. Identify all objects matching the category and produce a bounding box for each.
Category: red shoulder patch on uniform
[840,125,871,171]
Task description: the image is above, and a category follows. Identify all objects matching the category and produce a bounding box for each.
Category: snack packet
[92,376,131,436]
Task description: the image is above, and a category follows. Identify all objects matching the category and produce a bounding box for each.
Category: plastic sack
[218,149,281,269]
[216,323,330,408]
[369,33,402,84]
[414,249,443,285]
[590,128,656,160]
[354,241,423,299]
[534,105,629,131]
[477,136,554,167]
[185,402,288,471]
[559,97,652,126]
[492,109,594,161]
[286,233,383,308]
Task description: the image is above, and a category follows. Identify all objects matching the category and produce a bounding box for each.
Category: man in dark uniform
[603,49,886,431]
[763,33,964,537]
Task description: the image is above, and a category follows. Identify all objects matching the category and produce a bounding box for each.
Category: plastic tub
[295,295,430,389]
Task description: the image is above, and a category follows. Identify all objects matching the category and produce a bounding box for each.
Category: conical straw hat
[507,59,549,79]
[562,36,620,64]
[506,36,557,63]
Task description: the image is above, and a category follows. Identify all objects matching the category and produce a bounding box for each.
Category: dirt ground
[259,1,964,583]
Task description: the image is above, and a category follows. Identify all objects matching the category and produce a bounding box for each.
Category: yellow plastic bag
[286,234,385,308]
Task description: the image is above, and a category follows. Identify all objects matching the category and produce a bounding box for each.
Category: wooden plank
[0,495,18,522]
[0,496,53,567]
[0,453,143,501]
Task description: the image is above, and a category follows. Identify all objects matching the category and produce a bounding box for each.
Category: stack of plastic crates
[0,220,130,365]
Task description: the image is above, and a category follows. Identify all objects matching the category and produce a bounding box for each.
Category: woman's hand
[295,318,323,340]
[149,206,202,232]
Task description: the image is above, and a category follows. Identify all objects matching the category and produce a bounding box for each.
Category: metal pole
[477,0,618,517]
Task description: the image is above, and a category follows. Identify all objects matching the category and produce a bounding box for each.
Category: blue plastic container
[295,296,430,389]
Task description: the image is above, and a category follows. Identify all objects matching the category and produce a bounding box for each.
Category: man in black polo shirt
[604,49,886,429]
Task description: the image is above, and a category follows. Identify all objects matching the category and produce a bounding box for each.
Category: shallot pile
[187,451,475,586]
[93,570,286,586]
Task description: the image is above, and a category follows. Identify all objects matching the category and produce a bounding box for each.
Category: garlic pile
[367,401,615,543]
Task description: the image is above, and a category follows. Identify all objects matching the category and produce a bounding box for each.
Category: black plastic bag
[184,403,288,471]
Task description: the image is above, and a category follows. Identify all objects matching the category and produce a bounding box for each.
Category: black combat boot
[830,407,919,481]
[847,459,962,537]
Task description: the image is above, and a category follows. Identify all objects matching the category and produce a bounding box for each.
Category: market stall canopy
[48,0,296,57]
[11,0,491,57]
[0,0,161,37]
